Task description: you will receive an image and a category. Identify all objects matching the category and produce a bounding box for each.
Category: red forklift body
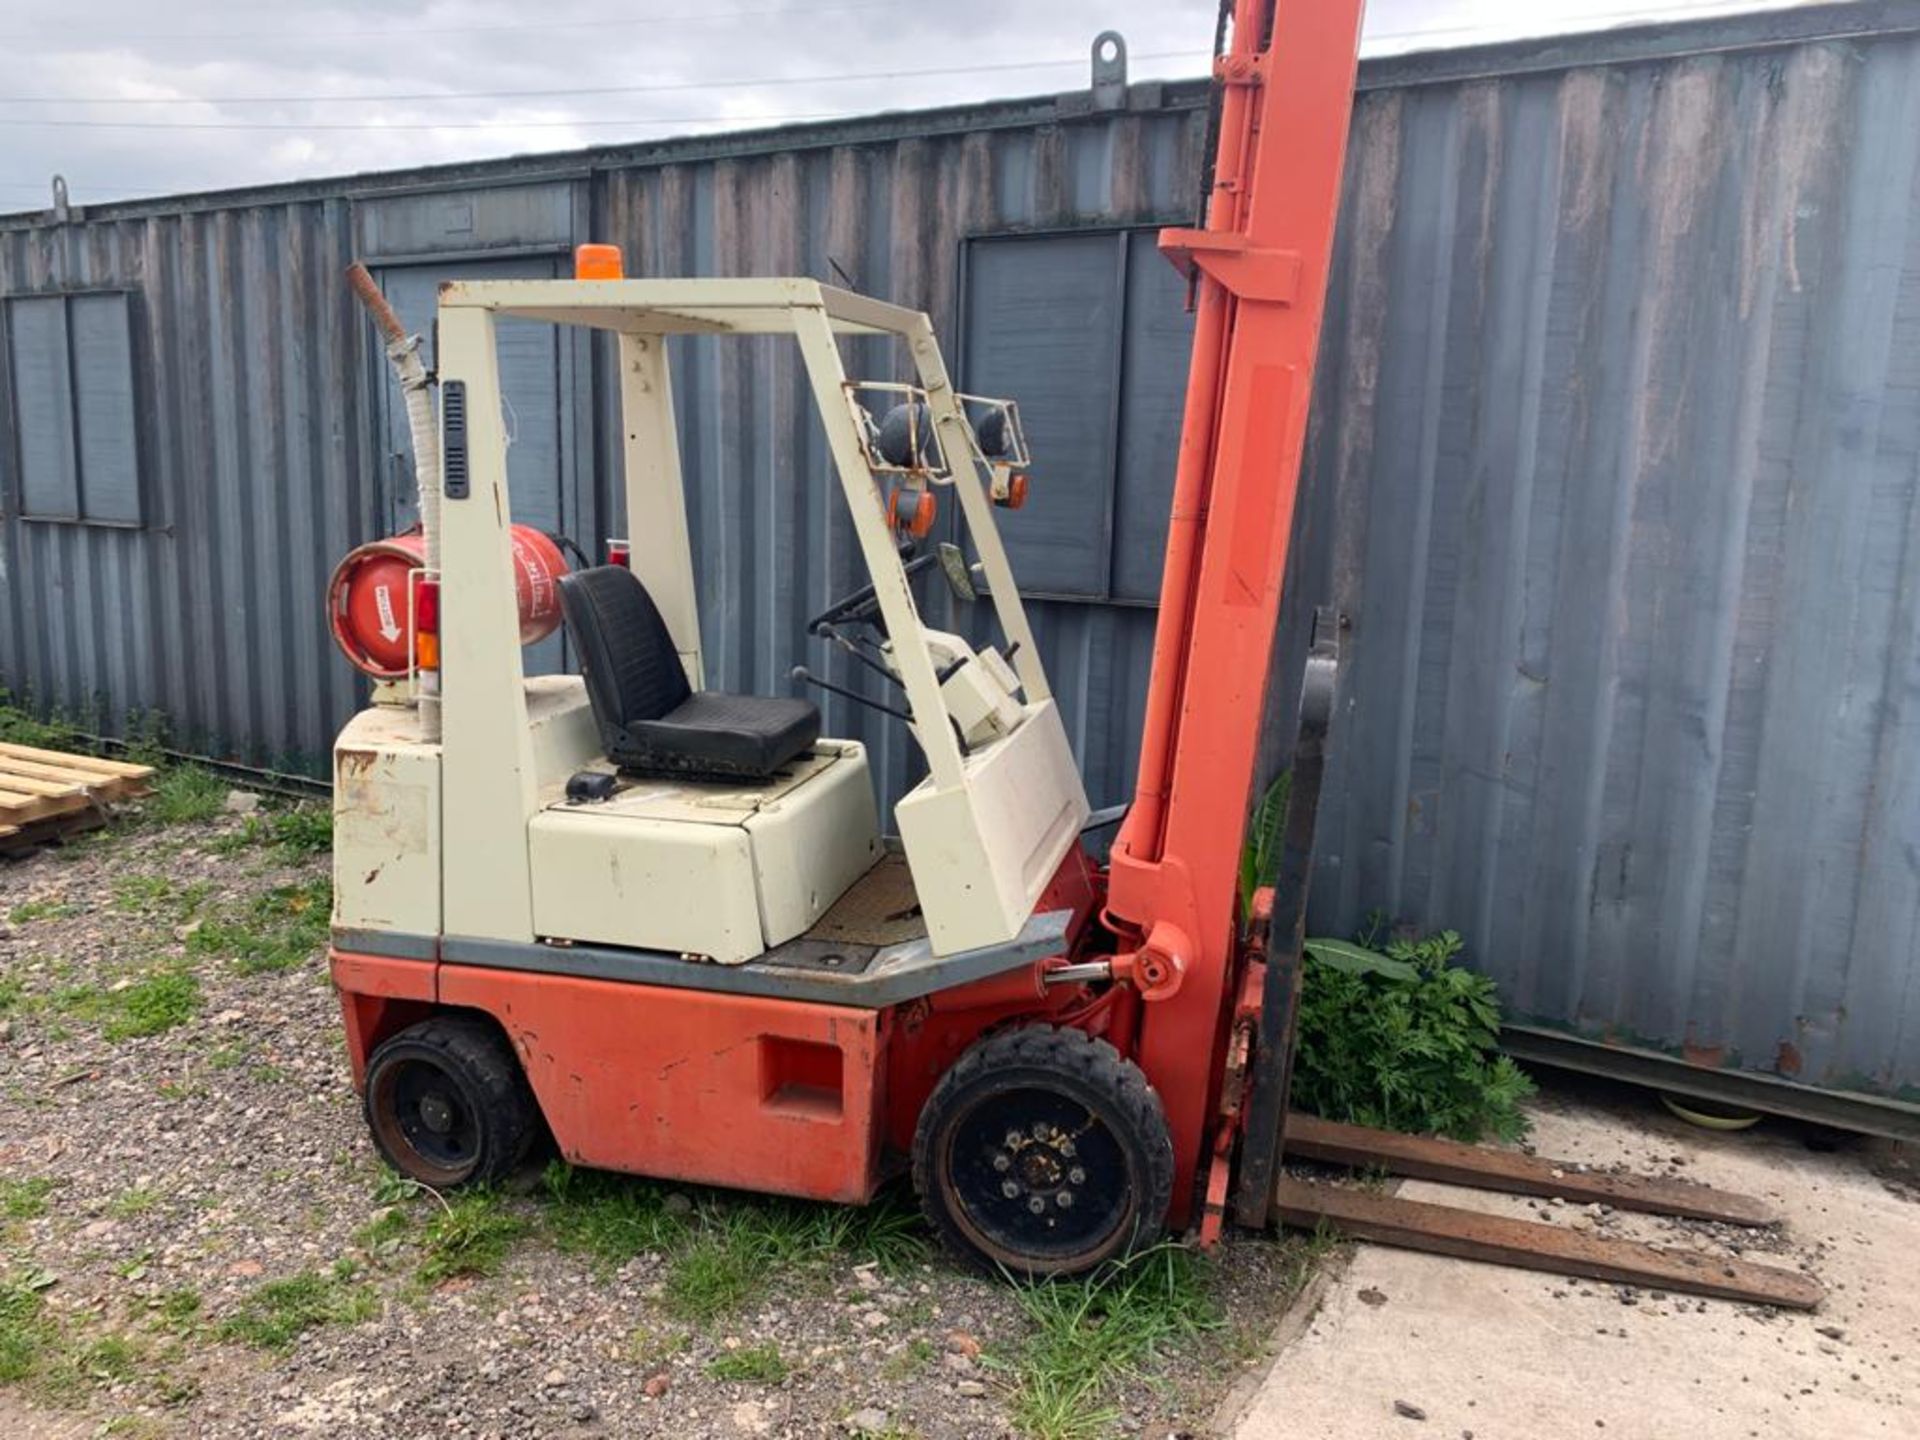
[328,0,1368,1265]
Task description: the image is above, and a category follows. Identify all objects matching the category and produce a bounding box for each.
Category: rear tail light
[607,538,632,568]
[413,573,441,672]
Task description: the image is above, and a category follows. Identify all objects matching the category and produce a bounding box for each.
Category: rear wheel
[364,1015,539,1187]
[912,1026,1173,1277]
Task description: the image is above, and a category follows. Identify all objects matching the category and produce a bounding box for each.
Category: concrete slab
[1228,1085,1919,1439]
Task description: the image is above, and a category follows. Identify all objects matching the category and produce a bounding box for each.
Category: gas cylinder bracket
[1158,230,1301,305]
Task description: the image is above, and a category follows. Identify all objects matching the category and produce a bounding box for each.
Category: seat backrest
[557,567,692,740]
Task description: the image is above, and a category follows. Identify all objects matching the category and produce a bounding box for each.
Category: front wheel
[912,1026,1174,1277]
[363,1015,540,1187]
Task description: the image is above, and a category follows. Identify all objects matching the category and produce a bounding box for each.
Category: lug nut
[1056,1191,1074,1209]
[1001,1179,1021,1199]
[1068,1166,1086,1185]
[1027,1196,1046,1215]
[1005,1130,1024,1148]
[992,1152,1012,1173]
[1059,1139,1077,1159]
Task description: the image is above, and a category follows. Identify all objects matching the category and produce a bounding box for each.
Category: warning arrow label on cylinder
[375,584,402,643]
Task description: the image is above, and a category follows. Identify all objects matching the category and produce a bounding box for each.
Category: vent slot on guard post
[759,1036,845,1120]
[442,380,469,499]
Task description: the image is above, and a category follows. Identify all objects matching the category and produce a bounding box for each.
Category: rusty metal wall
[3,2,1919,1110]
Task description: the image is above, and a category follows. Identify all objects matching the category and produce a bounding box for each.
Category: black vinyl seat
[558,566,819,781]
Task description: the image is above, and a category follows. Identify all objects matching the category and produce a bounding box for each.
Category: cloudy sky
[0,0,1828,211]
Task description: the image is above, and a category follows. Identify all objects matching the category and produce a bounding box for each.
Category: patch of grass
[417,1191,527,1285]
[144,765,227,826]
[0,1178,57,1220]
[0,977,22,1015]
[210,805,334,859]
[0,1272,57,1385]
[626,1324,689,1367]
[0,1270,144,1405]
[706,1341,789,1384]
[187,879,331,976]
[541,1163,691,1267]
[0,696,84,751]
[353,1206,413,1259]
[881,1335,936,1381]
[262,805,333,856]
[153,1289,202,1336]
[540,1163,927,1324]
[1296,924,1536,1143]
[7,899,78,925]
[663,1227,763,1324]
[57,969,200,1041]
[38,1332,140,1403]
[217,1262,377,1350]
[108,1186,160,1219]
[110,876,175,913]
[1003,1245,1221,1440]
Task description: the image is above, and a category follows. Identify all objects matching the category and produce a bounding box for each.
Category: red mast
[1106,0,1368,1225]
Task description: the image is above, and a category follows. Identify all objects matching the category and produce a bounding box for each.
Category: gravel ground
[0,799,1314,1440]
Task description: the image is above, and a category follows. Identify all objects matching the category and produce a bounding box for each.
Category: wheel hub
[418,1091,456,1135]
[943,1088,1136,1268]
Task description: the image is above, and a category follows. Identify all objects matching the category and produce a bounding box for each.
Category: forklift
[325,0,1362,1277]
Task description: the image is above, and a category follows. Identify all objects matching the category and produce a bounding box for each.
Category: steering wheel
[807,550,941,636]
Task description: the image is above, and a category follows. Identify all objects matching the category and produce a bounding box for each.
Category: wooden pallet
[0,741,153,854]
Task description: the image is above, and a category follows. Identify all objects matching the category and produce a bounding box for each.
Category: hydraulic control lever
[791,666,913,723]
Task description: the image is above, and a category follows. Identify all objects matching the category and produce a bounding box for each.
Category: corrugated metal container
[1302,4,1920,1119]
[3,2,1918,1122]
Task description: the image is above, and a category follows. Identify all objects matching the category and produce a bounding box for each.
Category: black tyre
[363,1015,540,1187]
[912,1026,1174,1278]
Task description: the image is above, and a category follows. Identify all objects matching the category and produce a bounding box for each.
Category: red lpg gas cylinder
[327,525,568,679]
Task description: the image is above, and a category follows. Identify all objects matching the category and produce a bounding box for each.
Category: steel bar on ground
[1275,1178,1824,1310]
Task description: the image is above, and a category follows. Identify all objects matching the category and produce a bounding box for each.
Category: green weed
[188,880,331,975]
[0,1178,57,1220]
[1003,1245,1220,1440]
[1295,925,1535,1142]
[144,766,226,826]
[217,1263,377,1349]
[706,1342,789,1384]
[417,1191,526,1285]
[0,977,22,1015]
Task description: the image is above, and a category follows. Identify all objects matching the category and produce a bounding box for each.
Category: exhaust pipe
[346,262,443,743]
